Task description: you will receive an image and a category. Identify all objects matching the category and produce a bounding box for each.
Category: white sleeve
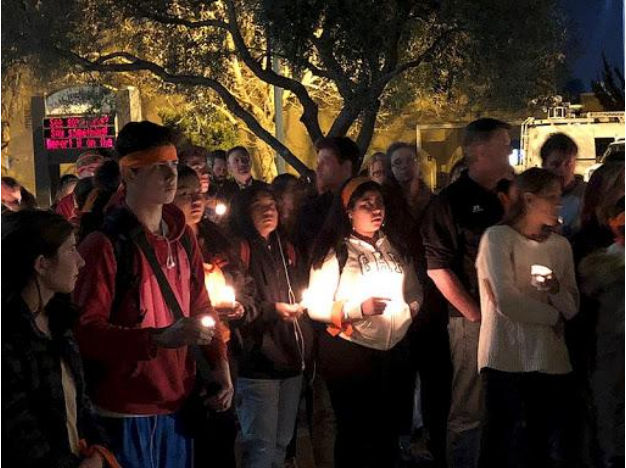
[478,228,560,326]
[306,254,347,323]
[548,239,580,320]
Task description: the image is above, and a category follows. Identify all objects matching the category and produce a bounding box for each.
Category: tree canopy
[3,0,569,174]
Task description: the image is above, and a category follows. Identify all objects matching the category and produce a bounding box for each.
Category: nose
[77,252,85,269]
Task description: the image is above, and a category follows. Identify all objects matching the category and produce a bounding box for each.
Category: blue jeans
[236,375,303,468]
[101,413,192,468]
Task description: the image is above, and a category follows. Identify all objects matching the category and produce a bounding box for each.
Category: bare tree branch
[375,27,460,89]
[61,49,311,175]
[355,98,381,160]
[223,0,323,142]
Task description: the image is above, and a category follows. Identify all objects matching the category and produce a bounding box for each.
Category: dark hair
[94,159,121,192]
[115,121,177,157]
[271,173,300,196]
[177,164,200,182]
[76,160,121,243]
[315,137,361,176]
[19,188,38,210]
[502,168,560,227]
[495,178,513,195]
[580,162,625,228]
[386,142,417,160]
[59,174,79,187]
[463,118,511,161]
[310,178,409,269]
[540,133,578,165]
[211,149,227,164]
[179,146,209,166]
[1,176,20,189]
[2,210,74,299]
[228,185,278,239]
[74,177,95,211]
[226,146,250,159]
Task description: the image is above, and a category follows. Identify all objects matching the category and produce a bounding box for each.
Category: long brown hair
[580,163,625,229]
[502,168,560,227]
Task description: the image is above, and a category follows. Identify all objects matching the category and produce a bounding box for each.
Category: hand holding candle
[214,286,245,320]
[531,264,559,293]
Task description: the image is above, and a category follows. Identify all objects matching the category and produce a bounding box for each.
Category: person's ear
[523,192,535,207]
[121,166,139,185]
[33,254,49,277]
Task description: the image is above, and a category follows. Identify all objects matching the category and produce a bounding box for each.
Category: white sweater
[307,235,422,351]
[476,225,579,374]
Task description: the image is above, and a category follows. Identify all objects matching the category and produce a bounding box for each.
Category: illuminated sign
[43,115,116,151]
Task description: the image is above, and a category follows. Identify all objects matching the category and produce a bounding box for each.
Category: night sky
[565,0,624,90]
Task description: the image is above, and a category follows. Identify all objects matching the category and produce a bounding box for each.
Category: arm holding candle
[477,227,561,326]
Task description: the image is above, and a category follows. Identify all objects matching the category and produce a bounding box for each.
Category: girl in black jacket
[228,185,314,468]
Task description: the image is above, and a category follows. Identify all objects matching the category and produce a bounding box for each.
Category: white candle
[220,286,236,308]
[201,315,216,328]
[531,265,552,277]
[301,289,311,309]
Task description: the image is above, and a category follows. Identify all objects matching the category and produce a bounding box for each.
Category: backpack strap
[286,242,297,267]
[336,242,349,276]
[239,239,251,271]
[132,229,215,383]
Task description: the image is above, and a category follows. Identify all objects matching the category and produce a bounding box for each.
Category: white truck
[516,107,625,178]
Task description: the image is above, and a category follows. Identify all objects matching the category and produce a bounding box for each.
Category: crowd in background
[2,117,624,468]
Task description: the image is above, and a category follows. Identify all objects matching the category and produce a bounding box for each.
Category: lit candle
[220,286,236,309]
[201,315,216,328]
[300,289,311,309]
[531,265,552,277]
[215,203,227,216]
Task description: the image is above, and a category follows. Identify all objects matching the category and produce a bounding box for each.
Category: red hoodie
[73,202,225,415]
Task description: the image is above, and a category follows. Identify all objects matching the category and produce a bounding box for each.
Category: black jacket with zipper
[230,231,314,380]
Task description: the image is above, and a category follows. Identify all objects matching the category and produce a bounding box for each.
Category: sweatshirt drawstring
[276,233,306,372]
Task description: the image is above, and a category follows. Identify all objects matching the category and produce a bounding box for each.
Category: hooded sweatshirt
[307,234,422,351]
[73,202,225,415]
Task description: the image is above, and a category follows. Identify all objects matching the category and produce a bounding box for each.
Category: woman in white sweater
[306,177,423,468]
[476,168,579,468]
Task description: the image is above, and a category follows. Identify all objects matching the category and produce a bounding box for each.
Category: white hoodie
[306,235,422,351]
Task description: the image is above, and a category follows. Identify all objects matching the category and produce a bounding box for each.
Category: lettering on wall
[43,115,116,151]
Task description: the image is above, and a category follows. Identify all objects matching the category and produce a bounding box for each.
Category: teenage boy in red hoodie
[73,121,233,468]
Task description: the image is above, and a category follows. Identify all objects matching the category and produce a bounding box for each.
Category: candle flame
[201,315,216,328]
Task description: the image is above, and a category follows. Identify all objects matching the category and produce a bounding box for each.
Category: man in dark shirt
[294,136,360,468]
[296,136,361,257]
[421,118,511,468]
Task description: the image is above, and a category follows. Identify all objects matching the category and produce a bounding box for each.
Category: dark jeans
[193,407,238,468]
[319,332,409,468]
[479,369,576,468]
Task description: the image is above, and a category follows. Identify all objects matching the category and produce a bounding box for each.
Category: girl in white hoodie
[306,177,422,468]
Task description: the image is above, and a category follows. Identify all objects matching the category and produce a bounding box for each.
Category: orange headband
[119,145,178,169]
[341,176,372,209]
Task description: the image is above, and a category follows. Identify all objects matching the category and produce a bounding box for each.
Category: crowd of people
[2,117,624,468]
